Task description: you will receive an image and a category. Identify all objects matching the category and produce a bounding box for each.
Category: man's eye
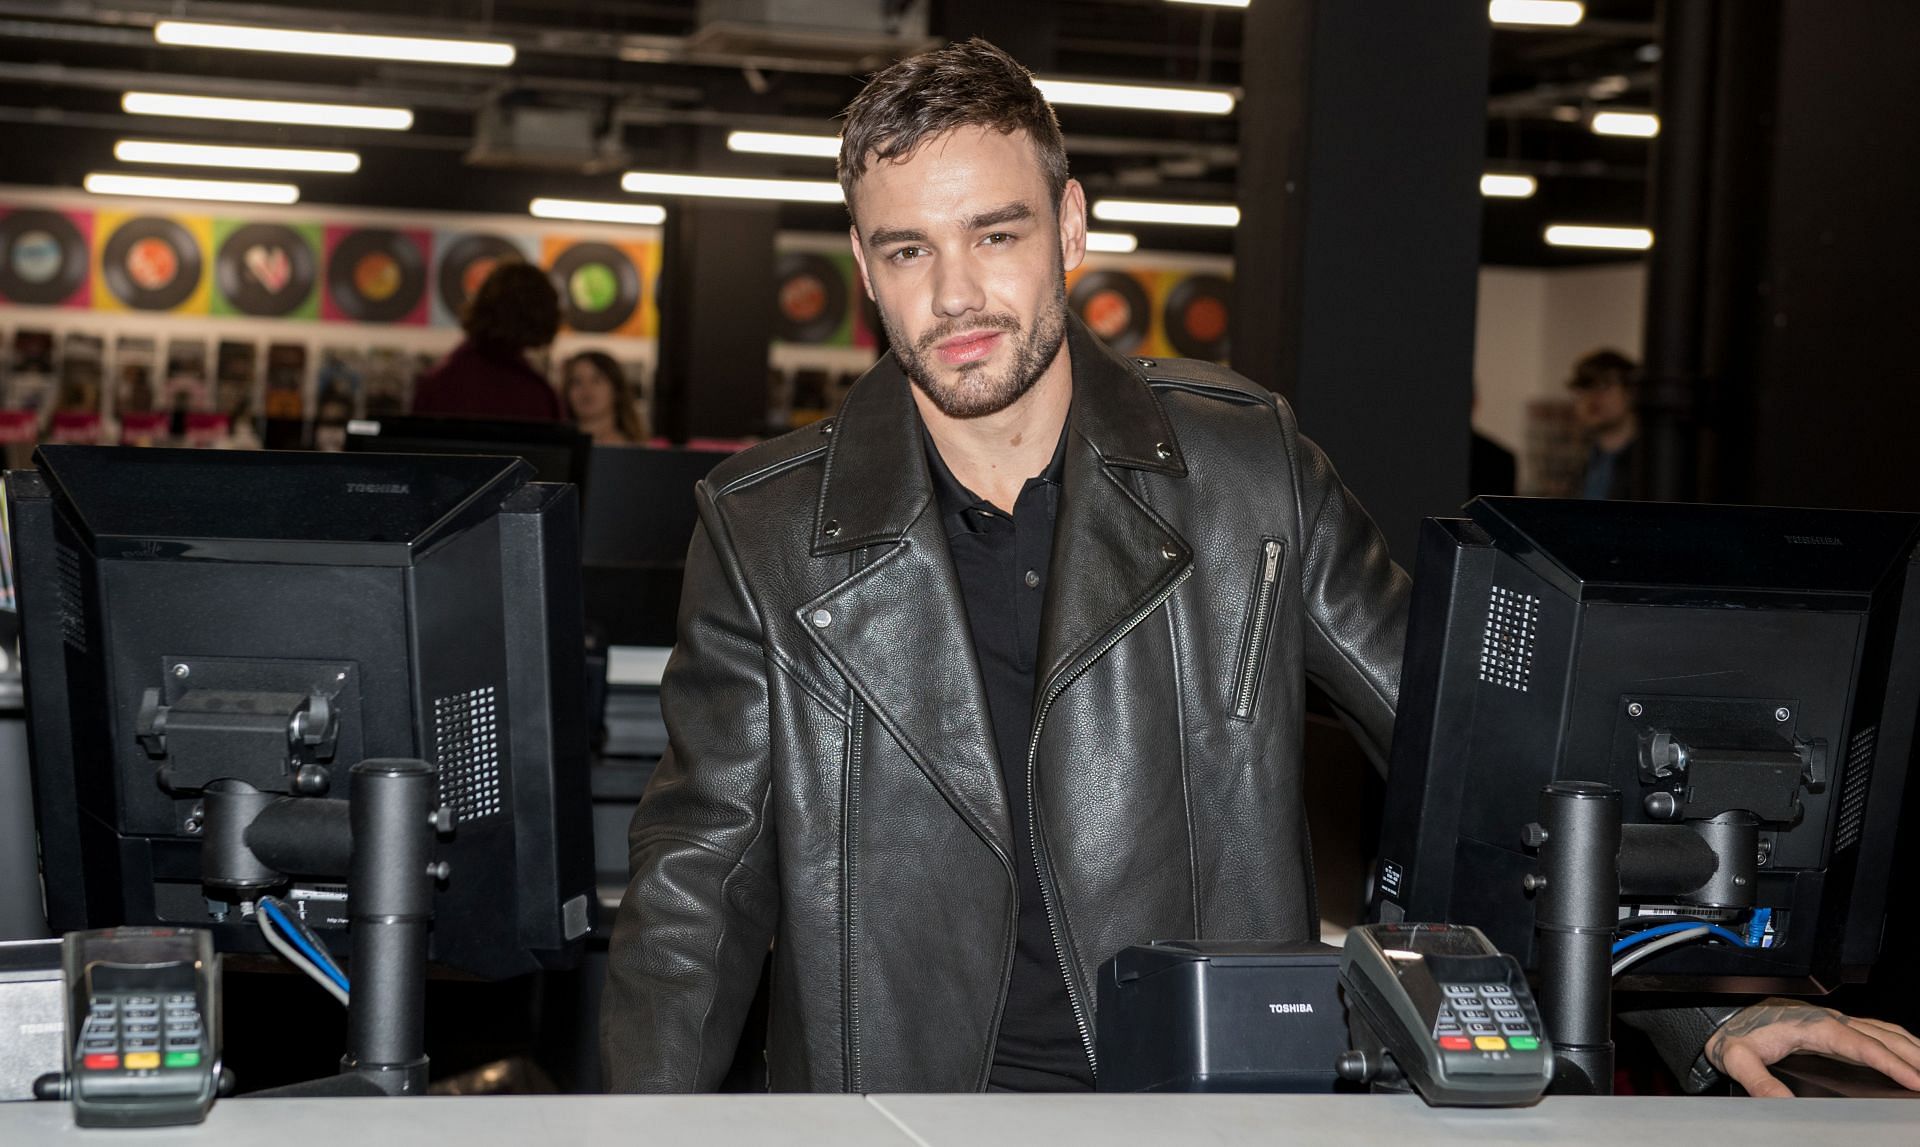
[982,232,1015,246]
[889,246,926,263]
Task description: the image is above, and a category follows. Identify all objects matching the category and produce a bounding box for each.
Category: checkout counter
[2,1092,1918,1146]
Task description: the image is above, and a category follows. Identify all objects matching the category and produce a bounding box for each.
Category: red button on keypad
[1438,1036,1472,1051]
[82,1053,121,1071]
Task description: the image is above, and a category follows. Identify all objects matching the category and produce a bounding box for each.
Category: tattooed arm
[1704,998,1920,1097]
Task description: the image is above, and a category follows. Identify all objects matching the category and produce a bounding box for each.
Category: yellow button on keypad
[1473,1036,1507,1052]
[124,1052,161,1070]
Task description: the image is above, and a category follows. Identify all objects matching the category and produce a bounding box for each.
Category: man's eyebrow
[965,202,1034,231]
[866,226,928,248]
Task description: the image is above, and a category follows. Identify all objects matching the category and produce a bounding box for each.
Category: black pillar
[1233,0,1488,564]
[1733,0,1920,510]
[655,202,778,441]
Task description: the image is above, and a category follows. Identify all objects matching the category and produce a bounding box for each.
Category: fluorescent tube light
[726,131,841,159]
[620,171,844,204]
[1166,0,1251,8]
[154,20,514,67]
[83,172,299,205]
[1084,231,1140,254]
[1091,199,1240,227]
[1543,224,1653,250]
[1480,173,1539,198]
[1034,78,1236,116]
[1591,111,1660,138]
[529,198,667,226]
[114,139,360,174]
[122,91,413,131]
[1489,1,1585,27]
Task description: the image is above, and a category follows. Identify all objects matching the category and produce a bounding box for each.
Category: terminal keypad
[1432,982,1540,1053]
[77,993,206,1073]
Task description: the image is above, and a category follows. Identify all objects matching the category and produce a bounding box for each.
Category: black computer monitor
[343,416,591,501]
[8,445,595,981]
[579,444,733,648]
[1374,497,1920,995]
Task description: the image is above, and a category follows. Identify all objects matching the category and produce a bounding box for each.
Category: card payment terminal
[1339,922,1553,1107]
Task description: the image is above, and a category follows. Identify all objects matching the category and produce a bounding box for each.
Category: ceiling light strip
[620,171,843,204]
[122,91,413,131]
[83,171,300,205]
[530,198,667,226]
[1543,224,1653,250]
[1091,199,1240,227]
[114,139,360,173]
[1034,78,1236,116]
[154,20,514,67]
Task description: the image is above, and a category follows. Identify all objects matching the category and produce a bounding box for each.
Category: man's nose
[931,253,986,318]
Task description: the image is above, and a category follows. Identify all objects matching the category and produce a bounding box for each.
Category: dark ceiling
[0,0,1660,266]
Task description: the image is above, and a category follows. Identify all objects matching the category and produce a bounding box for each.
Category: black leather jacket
[602,318,1410,1092]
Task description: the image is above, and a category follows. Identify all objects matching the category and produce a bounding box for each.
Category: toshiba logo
[1268,1003,1315,1014]
[346,482,410,495]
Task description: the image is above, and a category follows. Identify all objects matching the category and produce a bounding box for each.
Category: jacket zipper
[844,698,866,1090]
[1232,539,1284,720]
[1025,561,1195,1079]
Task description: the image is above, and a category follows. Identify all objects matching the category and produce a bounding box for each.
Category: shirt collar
[921,405,1071,529]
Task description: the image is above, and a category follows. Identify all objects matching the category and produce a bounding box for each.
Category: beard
[883,276,1070,420]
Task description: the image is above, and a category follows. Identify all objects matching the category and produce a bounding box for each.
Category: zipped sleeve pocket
[1231,537,1286,721]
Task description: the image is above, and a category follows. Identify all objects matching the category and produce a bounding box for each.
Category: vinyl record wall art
[543,238,644,334]
[773,252,851,345]
[323,227,429,324]
[213,221,319,319]
[0,208,91,307]
[1068,269,1151,354]
[1162,274,1232,361]
[97,214,210,313]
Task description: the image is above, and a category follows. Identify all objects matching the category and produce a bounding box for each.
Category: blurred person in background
[564,351,649,445]
[413,261,564,421]
[1569,348,1640,500]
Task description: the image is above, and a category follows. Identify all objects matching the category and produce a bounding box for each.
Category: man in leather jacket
[603,39,1920,1097]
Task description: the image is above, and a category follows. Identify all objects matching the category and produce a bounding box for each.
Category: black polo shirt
[922,417,1093,1092]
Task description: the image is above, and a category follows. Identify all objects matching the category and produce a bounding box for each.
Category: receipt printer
[1096,940,1347,1092]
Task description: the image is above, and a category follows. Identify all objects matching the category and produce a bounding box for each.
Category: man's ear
[848,225,875,301]
[1059,179,1088,275]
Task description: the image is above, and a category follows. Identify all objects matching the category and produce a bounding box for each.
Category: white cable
[1612,926,1712,977]
[257,905,350,1005]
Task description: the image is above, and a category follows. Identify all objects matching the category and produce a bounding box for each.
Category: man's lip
[936,330,1003,362]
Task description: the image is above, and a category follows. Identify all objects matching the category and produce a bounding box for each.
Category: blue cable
[1611,920,1749,956]
[261,899,351,993]
[262,897,347,981]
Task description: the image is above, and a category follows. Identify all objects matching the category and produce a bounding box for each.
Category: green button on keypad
[1509,1036,1540,1051]
[163,1051,201,1069]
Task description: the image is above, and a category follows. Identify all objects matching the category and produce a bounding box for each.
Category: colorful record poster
[0,207,92,308]
[94,212,212,314]
[431,231,535,328]
[541,236,649,336]
[323,226,429,325]
[772,251,854,346]
[1067,267,1152,355]
[1160,273,1232,362]
[212,220,320,319]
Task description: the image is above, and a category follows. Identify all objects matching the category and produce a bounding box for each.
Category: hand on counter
[1706,998,1920,1097]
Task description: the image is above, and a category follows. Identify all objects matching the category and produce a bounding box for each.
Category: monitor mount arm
[1525,780,1759,1096]
[194,760,448,1097]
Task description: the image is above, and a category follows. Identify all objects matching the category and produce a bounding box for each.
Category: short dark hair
[1569,348,1638,391]
[838,37,1068,218]
[462,261,561,349]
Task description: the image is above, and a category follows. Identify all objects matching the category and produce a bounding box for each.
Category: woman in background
[564,351,648,445]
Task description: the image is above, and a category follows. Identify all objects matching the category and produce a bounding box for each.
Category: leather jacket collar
[799,314,1197,861]
[812,313,1188,558]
